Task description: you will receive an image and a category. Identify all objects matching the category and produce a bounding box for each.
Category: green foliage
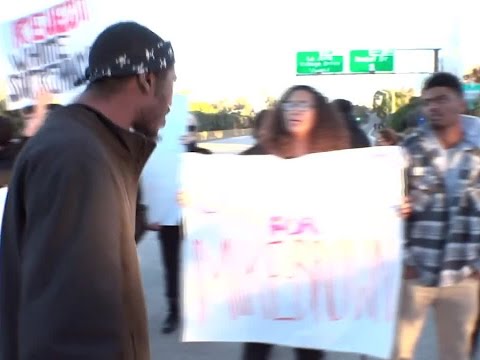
[393,89,415,111]
[372,90,392,120]
[189,101,217,114]
[387,97,422,132]
[190,96,374,132]
[471,98,480,117]
[464,66,480,83]
[372,89,415,120]
[190,110,253,132]
[189,98,257,132]
[230,98,255,117]
[265,96,277,108]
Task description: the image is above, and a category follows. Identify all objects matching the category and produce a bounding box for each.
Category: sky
[1,0,479,107]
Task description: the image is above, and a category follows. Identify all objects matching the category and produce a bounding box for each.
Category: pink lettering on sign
[270,216,319,236]
[12,0,89,48]
[190,216,395,325]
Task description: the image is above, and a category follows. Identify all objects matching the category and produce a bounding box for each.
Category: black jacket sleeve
[18,149,125,359]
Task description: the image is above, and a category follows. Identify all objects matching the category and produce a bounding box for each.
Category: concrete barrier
[197,128,252,142]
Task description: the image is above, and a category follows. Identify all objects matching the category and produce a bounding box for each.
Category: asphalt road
[200,135,254,154]
[140,134,464,360]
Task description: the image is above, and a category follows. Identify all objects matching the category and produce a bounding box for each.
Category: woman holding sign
[178,86,412,359]
[240,85,352,360]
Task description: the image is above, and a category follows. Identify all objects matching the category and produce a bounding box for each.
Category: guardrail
[197,128,252,142]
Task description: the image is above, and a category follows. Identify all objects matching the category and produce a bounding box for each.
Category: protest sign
[0,0,129,110]
[0,187,7,239]
[0,0,90,109]
[180,146,405,359]
[141,94,188,225]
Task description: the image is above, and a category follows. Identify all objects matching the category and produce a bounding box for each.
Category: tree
[387,97,422,132]
[372,89,415,122]
[265,96,277,108]
[213,99,234,113]
[189,101,217,114]
[393,89,415,111]
[231,97,254,117]
[464,66,480,83]
[188,99,256,132]
[472,98,480,117]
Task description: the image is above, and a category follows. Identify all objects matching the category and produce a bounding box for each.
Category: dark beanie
[85,21,175,83]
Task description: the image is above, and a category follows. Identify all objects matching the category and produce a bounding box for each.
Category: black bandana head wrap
[83,21,175,83]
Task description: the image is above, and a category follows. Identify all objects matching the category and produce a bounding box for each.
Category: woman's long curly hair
[261,85,352,158]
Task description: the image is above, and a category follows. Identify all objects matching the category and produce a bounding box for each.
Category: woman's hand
[398,196,412,219]
[23,90,53,137]
[177,191,189,208]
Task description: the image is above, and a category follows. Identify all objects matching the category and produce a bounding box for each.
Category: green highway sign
[296,51,344,74]
[349,49,395,73]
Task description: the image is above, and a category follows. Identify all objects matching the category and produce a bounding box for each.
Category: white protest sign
[0,187,7,237]
[181,147,405,359]
[141,94,188,225]
[0,0,131,110]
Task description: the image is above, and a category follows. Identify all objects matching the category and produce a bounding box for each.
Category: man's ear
[136,73,153,94]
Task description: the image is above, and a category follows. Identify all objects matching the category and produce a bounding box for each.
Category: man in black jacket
[0,22,176,360]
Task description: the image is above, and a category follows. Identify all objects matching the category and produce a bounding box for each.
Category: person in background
[375,128,402,146]
[176,86,412,359]
[241,85,354,360]
[395,72,480,360]
[150,112,211,335]
[181,113,212,154]
[0,21,176,360]
[331,98,370,148]
[0,91,53,187]
[135,187,155,244]
[241,109,270,155]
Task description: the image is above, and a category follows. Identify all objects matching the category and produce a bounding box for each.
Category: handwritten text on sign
[0,0,90,109]
[181,148,405,359]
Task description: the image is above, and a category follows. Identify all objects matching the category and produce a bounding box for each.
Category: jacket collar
[72,104,156,174]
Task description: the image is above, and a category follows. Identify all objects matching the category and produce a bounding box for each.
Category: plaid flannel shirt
[403,116,480,287]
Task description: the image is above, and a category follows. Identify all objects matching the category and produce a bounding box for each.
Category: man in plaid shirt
[395,72,480,360]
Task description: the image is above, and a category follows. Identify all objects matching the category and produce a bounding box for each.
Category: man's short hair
[423,72,463,97]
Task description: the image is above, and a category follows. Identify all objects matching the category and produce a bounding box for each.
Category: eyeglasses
[282,101,313,112]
